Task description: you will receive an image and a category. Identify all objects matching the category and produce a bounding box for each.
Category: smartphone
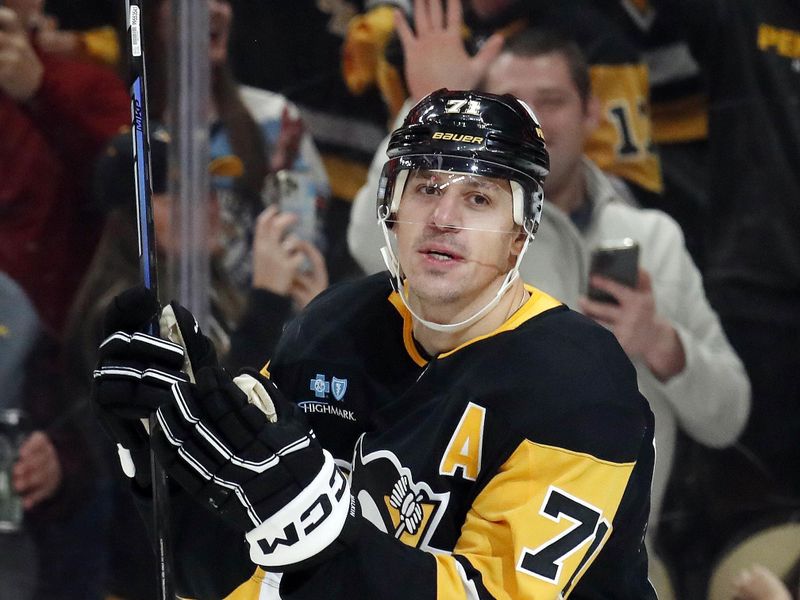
[263,170,319,244]
[587,238,640,304]
[262,169,320,273]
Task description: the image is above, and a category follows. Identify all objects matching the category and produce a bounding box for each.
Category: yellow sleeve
[342,6,397,95]
[439,440,636,599]
[585,63,663,194]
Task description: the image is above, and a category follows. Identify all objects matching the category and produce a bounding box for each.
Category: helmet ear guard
[376,162,408,227]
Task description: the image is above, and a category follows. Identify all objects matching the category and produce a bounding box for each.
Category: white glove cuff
[245,450,352,568]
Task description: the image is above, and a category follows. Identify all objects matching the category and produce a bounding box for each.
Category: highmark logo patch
[298,400,356,422]
[303,373,354,421]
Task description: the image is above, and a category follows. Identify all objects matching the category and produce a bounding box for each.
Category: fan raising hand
[394,0,504,102]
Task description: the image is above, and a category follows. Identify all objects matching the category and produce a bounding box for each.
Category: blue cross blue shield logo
[309,374,330,398]
[331,377,348,401]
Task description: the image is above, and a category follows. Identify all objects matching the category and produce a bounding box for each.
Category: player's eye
[467,193,491,207]
[417,183,441,196]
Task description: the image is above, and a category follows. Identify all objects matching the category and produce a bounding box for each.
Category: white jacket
[347,154,751,533]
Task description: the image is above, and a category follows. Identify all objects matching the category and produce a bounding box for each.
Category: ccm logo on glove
[246,452,351,567]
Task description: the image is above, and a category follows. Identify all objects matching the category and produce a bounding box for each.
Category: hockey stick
[125,1,175,598]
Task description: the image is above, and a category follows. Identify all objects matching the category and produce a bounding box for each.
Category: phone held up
[262,169,320,274]
[587,238,640,304]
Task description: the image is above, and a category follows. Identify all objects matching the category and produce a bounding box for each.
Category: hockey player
[92,89,657,599]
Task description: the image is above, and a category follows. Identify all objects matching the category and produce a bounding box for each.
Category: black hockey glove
[92,286,218,488]
[151,366,357,571]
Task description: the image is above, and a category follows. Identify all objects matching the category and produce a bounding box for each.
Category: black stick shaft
[126,1,174,598]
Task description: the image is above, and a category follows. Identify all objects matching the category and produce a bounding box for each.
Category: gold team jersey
[585,63,663,194]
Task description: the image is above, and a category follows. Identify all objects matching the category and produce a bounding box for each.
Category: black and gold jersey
[366,0,663,197]
[168,273,652,600]
[601,0,709,145]
[469,2,664,197]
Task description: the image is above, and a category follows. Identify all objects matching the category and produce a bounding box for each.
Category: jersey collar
[388,284,563,366]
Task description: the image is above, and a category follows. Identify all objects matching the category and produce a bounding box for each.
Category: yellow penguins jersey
[613,0,708,144]
[493,2,663,195]
[357,0,663,196]
[583,61,662,194]
[166,273,656,599]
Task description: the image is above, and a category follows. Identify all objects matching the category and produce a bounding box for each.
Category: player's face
[394,169,523,313]
[485,51,597,202]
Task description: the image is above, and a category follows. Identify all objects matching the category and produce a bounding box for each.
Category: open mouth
[419,245,464,263]
[427,250,455,261]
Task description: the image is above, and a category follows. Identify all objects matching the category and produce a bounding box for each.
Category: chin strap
[378,217,533,333]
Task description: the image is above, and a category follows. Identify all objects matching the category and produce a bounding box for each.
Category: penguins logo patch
[352,437,450,552]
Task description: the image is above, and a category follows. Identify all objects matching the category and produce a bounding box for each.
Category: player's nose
[429,189,463,230]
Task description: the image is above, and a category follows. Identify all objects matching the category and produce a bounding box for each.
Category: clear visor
[395,168,518,234]
[379,154,539,236]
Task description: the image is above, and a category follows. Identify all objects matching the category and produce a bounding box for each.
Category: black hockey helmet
[377,88,549,234]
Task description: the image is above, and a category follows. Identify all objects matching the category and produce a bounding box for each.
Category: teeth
[429,252,452,261]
